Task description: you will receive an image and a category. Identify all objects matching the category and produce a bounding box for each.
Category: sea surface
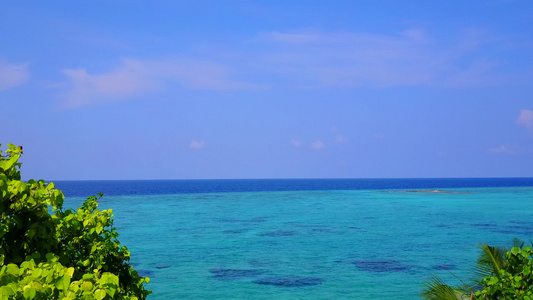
[56,178,533,299]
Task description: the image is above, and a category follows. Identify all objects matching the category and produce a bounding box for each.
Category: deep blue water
[56,177,533,197]
[57,178,533,299]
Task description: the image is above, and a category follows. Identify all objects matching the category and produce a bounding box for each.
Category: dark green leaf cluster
[0,143,150,299]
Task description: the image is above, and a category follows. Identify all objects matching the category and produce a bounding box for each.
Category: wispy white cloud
[190,140,205,149]
[489,144,515,155]
[255,29,432,87]
[291,139,302,148]
[442,59,502,88]
[59,58,259,109]
[0,60,29,91]
[335,134,346,143]
[60,61,159,109]
[252,28,511,88]
[311,140,326,149]
[516,109,533,131]
[331,127,346,143]
[57,28,525,108]
[259,31,320,44]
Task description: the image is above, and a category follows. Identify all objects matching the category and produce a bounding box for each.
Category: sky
[1,1,533,180]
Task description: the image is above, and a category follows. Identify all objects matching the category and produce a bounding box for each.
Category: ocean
[56,178,533,299]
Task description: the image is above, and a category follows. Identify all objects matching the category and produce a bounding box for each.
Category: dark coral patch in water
[501,224,533,235]
[433,264,455,270]
[434,224,452,228]
[253,276,324,287]
[510,220,529,225]
[472,223,497,228]
[353,260,409,273]
[155,264,170,269]
[137,269,154,277]
[209,268,264,280]
[223,229,250,234]
[311,228,333,233]
[218,217,268,223]
[258,230,297,237]
[473,221,533,235]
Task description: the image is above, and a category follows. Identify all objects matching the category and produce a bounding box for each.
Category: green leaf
[82,273,94,280]
[33,268,42,278]
[31,252,41,260]
[45,253,58,262]
[97,224,104,234]
[81,281,93,292]
[20,260,35,270]
[6,264,20,275]
[0,155,18,172]
[55,275,70,290]
[106,286,116,298]
[26,228,36,239]
[94,289,106,300]
[523,265,531,276]
[23,286,36,300]
[0,286,15,298]
[12,180,27,193]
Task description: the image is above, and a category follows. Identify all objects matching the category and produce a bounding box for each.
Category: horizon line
[35,176,533,182]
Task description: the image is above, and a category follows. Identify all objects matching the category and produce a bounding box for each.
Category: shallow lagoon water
[61,181,533,299]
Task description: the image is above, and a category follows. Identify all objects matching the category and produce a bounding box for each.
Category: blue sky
[1,1,532,180]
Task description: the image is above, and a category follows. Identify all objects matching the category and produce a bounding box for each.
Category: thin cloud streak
[60,61,159,109]
[252,28,513,88]
[291,140,302,148]
[190,140,205,149]
[311,140,326,149]
[0,61,29,91]
[489,144,515,155]
[59,58,260,109]
[57,28,527,109]
[517,109,533,131]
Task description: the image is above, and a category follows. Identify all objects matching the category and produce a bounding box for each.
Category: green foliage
[421,241,533,300]
[421,276,471,300]
[474,246,533,299]
[0,143,150,299]
[0,254,128,300]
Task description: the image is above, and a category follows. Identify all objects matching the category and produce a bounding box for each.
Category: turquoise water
[65,186,533,299]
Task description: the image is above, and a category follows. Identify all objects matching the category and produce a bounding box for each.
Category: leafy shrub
[475,246,533,299]
[421,241,533,300]
[0,143,150,299]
